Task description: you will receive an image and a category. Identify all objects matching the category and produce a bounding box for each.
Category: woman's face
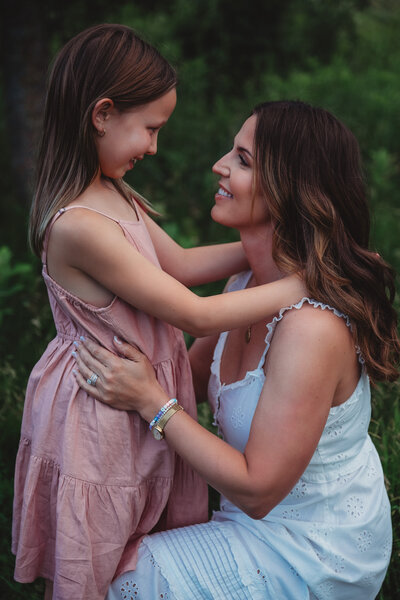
[211,115,269,231]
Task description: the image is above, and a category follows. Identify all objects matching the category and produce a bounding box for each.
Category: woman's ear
[92,98,114,136]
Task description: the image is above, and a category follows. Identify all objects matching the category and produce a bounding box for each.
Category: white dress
[107,271,391,600]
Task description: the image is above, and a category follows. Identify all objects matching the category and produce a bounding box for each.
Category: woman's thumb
[113,336,142,361]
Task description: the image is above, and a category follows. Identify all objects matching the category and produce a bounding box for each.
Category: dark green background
[1,1,399,597]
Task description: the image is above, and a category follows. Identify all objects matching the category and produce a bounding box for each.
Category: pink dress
[12,205,208,599]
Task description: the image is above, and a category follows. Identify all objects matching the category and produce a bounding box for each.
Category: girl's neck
[240,222,285,286]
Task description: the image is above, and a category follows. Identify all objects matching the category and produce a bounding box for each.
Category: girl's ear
[92,98,114,135]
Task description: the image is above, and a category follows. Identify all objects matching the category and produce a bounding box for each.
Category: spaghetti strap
[41,205,137,264]
[56,204,123,222]
[211,271,252,368]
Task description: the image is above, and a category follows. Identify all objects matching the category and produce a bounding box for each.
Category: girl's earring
[97,129,106,137]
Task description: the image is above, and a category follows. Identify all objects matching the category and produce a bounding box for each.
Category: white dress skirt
[107,272,392,600]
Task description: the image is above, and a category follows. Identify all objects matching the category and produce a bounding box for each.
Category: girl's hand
[73,337,168,421]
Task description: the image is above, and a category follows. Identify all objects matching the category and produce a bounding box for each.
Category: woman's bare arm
[73,308,347,518]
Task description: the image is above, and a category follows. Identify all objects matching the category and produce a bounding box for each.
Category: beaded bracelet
[149,398,177,431]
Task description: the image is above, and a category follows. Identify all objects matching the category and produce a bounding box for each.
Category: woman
[74,100,399,599]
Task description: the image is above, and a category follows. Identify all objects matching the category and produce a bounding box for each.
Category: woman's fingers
[73,368,103,401]
[80,337,113,367]
[73,348,102,385]
[74,342,105,379]
[72,355,124,409]
[73,337,135,410]
[72,335,162,413]
[113,336,143,361]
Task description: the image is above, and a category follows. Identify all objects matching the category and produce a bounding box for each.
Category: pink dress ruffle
[12,205,208,599]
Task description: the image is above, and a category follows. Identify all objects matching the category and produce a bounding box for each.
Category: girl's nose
[147,135,158,155]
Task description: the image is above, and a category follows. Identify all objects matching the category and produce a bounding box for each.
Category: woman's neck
[240,223,285,286]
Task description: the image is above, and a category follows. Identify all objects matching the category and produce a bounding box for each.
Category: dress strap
[211,271,253,367]
[56,205,123,222]
[41,205,131,264]
[263,297,365,366]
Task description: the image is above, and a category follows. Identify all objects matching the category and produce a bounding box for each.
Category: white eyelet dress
[107,271,392,600]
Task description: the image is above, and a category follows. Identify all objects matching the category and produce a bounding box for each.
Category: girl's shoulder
[64,180,139,222]
[46,203,128,268]
[49,206,116,241]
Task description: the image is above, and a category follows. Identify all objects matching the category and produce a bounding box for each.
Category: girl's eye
[239,154,249,167]
[148,127,158,134]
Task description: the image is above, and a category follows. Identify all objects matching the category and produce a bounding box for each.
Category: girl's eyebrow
[149,121,166,129]
[237,145,253,159]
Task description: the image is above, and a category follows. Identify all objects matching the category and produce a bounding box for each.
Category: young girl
[11,25,304,599]
[74,101,399,599]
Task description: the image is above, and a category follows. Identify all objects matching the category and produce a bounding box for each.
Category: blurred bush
[0,0,399,597]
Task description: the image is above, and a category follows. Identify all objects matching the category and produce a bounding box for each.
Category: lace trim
[211,292,365,431]
[264,297,364,365]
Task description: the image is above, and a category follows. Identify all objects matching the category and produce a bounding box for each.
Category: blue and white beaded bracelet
[149,398,177,431]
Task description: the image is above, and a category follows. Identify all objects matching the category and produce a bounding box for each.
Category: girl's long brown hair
[29,24,177,256]
[252,100,399,383]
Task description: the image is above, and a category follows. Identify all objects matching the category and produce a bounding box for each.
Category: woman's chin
[210,204,230,227]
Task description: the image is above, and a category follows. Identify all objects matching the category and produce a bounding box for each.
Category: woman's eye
[239,154,248,167]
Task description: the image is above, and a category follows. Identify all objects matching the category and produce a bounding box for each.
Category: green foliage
[370,376,400,597]
[1,0,400,597]
[0,247,52,598]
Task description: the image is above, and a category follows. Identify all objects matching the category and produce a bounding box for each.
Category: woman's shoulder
[274,298,352,349]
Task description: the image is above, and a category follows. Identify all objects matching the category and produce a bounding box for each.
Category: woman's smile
[215,185,234,201]
[211,116,269,230]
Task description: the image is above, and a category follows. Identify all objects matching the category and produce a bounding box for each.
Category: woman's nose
[212,155,230,177]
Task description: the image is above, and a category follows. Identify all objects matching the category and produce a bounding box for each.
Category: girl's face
[95,88,177,179]
[211,115,269,231]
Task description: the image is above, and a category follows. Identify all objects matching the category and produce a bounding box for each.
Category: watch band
[152,404,183,439]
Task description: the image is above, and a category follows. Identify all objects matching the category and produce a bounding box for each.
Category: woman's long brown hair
[252,100,399,383]
[29,24,177,256]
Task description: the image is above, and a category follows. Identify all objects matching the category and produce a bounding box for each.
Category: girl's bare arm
[52,210,305,337]
[141,209,249,286]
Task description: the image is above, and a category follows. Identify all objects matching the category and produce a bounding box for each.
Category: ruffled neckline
[211,272,366,410]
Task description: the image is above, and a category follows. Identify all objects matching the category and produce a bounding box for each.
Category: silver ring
[87,372,99,386]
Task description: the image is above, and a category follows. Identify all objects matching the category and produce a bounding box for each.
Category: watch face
[152,427,164,440]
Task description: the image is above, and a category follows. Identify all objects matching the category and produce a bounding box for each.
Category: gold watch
[152,404,184,440]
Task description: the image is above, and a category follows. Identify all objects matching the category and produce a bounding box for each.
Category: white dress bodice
[208,270,371,475]
[107,270,392,600]
[206,270,391,597]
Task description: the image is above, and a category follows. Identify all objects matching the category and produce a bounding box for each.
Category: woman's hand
[72,337,169,421]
